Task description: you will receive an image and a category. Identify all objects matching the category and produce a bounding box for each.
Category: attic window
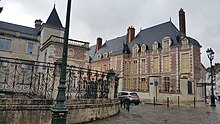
[141,44,146,52]
[181,38,189,49]
[152,41,158,53]
[132,44,139,56]
[162,37,171,52]
[97,53,103,60]
[103,52,109,59]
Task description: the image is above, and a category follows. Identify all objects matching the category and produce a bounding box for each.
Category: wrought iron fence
[0,57,114,100]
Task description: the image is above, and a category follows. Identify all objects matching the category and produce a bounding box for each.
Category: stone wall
[0,99,119,124]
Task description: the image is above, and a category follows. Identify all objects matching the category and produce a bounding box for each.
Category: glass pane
[27,43,34,54]
[0,38,4,50]
[5,39,11,50]
[130,93,138,96]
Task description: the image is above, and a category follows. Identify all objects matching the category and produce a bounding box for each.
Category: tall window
[127,61,130,75]
[141,59,146,74]
[133,60,137,74]
[97,65,100,71]
[181,53,190,73]
[163,56,170,72]
[27,42,34,54]
[153,57,159,73]
[103,64,106,72]
[141,78,146,91]
[132,78,137,91]
[164,77,170,92]
[125,61,130,75]
[0,37,11,51]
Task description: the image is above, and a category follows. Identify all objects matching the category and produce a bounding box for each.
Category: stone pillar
[107,69,116,99]
[52,61,62,99]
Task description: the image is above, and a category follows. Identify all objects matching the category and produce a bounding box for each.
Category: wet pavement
[87,102,220,124]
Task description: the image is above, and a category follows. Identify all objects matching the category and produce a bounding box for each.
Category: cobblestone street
[88,102,220,124]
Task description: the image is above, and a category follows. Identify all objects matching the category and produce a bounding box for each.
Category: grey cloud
[1,0,220,67]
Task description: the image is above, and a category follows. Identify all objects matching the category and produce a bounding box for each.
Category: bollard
[205,104,210,114]
[187,103,191,110]
[167,97,169,108]
[178,96,180,107]
[153,97,156,107]
[194,97,196,108]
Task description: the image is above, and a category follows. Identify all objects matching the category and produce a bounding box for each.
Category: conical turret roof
[45,5,63,28]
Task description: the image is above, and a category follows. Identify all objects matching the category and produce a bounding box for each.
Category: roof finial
[170,17,172,21]
[54,0,56,8]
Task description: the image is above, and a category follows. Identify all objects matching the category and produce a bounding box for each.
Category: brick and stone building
[89,8,202,102]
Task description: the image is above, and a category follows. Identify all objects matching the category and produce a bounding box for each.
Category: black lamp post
[206,48,216,107]
[0,0,3,13]
[0,7,3,13]
[51,0,72,123]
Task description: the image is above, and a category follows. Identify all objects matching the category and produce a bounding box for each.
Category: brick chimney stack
[179,8,186,35]
[35,19,42,29]
[96,37,102,52]
[127,26,135,43]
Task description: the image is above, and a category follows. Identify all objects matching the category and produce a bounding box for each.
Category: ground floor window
[188,81,192,94]
[164,77,170,92]
[141,78,146,91]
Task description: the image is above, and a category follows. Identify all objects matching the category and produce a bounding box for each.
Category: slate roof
[89,35,127,61]
[128,21,179,50]
[89,21,201,62]
[0,21,39,36]
[45,6,63,29]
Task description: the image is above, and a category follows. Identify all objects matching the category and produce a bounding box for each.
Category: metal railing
[0,57,114,100]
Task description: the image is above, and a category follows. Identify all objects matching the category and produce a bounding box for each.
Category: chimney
[127,26,135,43]
[96,37,102,52]
[179,8,186,35]
[35,19,42,29]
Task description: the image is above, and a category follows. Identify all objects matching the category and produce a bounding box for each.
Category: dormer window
[152,41,158,54]
[141,44,146,53]
[103,52,109,59]
[181,38,189,49]
[162,37,171,52]
[97,53,103,60]
[132,44,139,57]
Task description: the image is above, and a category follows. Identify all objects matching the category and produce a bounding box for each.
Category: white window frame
[0,37,11,51]
[27,42,34,54]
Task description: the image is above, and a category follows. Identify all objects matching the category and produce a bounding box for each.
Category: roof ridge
[0,20,36,30]
[106,34,126,42]
[141,21,174,32]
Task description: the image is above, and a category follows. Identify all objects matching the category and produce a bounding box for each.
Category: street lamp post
[206,48,216,107]
[51,0,72,123]
[204,81,207,104]
[0,0,3,13]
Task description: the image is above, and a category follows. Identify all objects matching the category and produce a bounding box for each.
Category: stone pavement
[87,102,220,124]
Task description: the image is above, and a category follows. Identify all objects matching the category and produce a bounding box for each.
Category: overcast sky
[0,0,220,67]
